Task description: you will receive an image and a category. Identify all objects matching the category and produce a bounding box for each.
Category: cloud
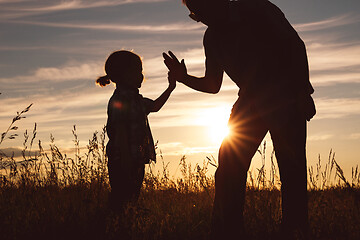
[294,14,360,32]
[308,134,334,141]
[0,46,58,51]
[0,0,25,3]
[348,133,360,140]
[308,42,360,70]
[0,147,39,159]
[19,0,167,11]
[35,63,101,81]
[157,142,218,156]
[310,69,360,86]
[314,98,360,119]
[7,20,203,33]
[306,40,360,86]
[0,62,103,84]
[0,0,169,19]
[182,146,218,155]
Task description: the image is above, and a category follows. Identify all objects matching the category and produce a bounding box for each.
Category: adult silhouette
[163,0,316,239]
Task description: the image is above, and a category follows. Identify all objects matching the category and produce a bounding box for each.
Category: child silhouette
[97,50,175,212]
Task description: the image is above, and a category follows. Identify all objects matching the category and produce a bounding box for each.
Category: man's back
[203,0,312,107]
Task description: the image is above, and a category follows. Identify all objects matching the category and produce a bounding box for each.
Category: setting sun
[210,119,230,145]
[195,106,232,146]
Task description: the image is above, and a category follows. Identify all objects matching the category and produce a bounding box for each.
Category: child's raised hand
[168,71,176,90]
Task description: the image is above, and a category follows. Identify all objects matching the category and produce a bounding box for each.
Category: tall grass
[0,105,359,240]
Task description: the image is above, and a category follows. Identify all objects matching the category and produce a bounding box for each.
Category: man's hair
[182,0,228,23]
[182,0,227,7]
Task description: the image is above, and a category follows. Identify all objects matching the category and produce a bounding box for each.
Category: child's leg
[108,154,133,211]
[129,162,145,202]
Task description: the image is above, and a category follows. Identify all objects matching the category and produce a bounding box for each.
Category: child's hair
[96,50,142,87]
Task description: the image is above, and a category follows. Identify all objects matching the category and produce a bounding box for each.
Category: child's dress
[106,87,156,208]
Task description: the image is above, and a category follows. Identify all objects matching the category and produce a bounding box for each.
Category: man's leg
[211,105,268,239]
[270,108,309,239]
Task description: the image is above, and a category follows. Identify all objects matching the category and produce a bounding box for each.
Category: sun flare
[196,106,231,146]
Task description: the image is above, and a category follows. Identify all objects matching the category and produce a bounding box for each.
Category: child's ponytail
[96,75,111,87]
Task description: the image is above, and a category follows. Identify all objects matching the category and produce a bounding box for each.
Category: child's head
[96,50,144,89]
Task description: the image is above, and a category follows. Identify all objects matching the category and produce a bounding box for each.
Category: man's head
[182,0,228,25]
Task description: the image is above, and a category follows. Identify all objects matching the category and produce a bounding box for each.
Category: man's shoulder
[203,27,218,47]
[204,27,211,39]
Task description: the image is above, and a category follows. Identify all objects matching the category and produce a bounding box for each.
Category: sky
[1,0,360,179]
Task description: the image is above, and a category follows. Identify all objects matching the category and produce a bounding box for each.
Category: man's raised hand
[163,51,187,83]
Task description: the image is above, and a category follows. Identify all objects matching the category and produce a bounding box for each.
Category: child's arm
[151,75,176,112]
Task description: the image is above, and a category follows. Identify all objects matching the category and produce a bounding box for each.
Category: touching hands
[163,51,187,83]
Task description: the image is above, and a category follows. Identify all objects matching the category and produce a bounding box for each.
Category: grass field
[1,105,360,240]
